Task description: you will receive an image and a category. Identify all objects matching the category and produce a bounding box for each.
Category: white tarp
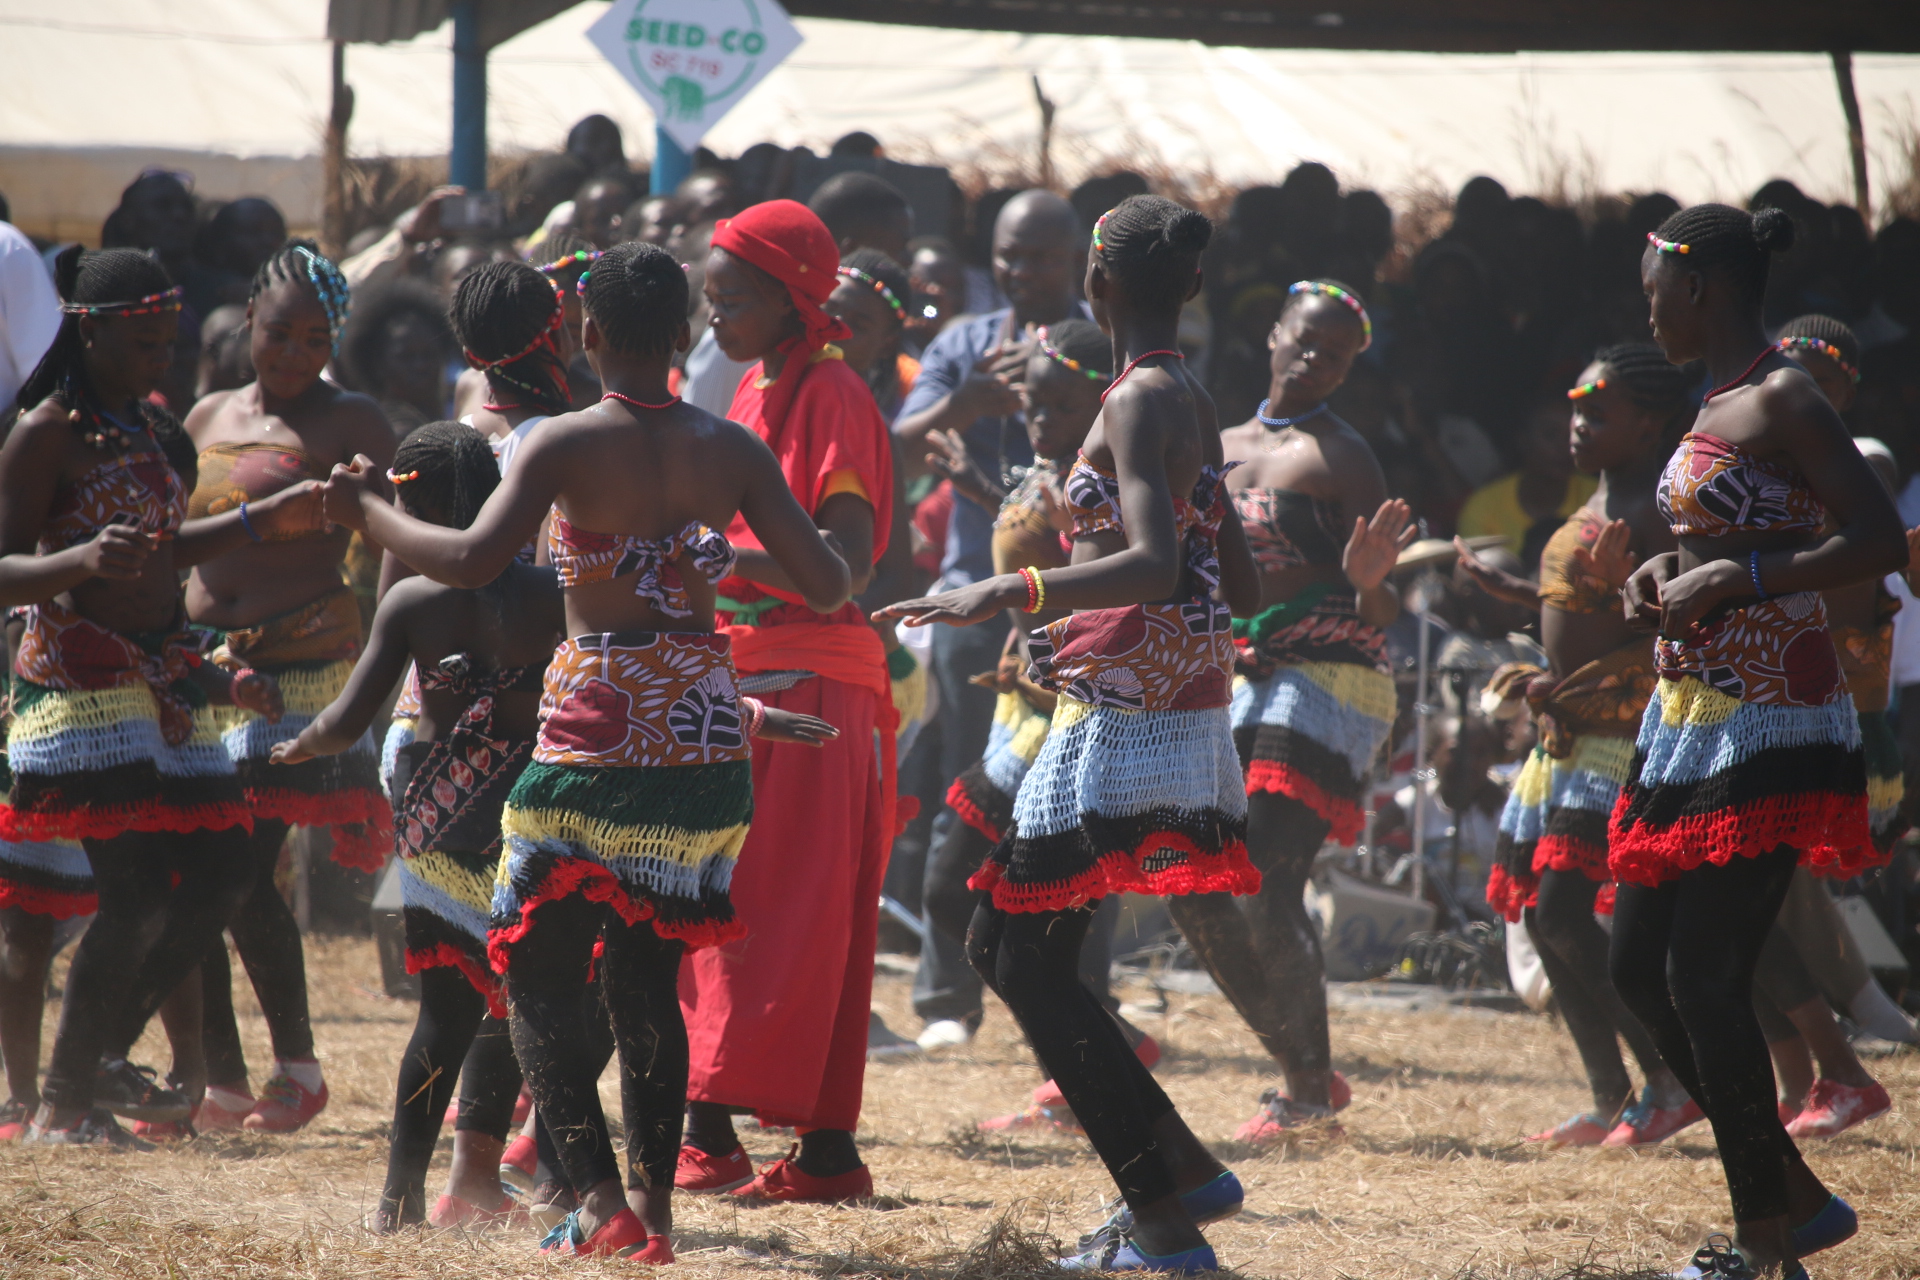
[4,0,1919,238]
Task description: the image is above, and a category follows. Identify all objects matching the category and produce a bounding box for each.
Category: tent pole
[1831,50,1870,220]
[652,128,692,197]
[450,1,487,191]
[322,40,353,257]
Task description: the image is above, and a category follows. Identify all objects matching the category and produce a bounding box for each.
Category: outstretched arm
[271,583,419,762]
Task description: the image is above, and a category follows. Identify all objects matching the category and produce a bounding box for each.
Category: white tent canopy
[4,0,1919,239]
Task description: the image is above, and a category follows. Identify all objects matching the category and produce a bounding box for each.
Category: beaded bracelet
[741,695,767,738]
[1749,550,1771,601]
[238,501,262,543]
[1019,566,1047,612]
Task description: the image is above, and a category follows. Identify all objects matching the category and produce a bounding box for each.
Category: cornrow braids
[251,239,351,355]
[1091,194,1211,313]
[1591,342,1697,432]
[1281,278,1372,350]
[1037,317,1112,383]
[582,241,686,358]
[1648,203,1795,305]
[837,247,909,326]
[389,420,500,532]
[536,230,599,291]
[451,260,571,415]
[1775,313,1860,384]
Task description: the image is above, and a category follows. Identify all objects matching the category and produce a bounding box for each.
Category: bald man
[893,190,1093,1046]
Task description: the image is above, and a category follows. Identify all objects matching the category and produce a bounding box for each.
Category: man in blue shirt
[894,190,1088,1042]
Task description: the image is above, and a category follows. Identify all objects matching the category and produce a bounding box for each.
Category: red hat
[711,199,852,431]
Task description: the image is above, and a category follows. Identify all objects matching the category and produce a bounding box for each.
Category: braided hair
[1592,343,1697,435]
[839,248,910,405]
[582,241,686,358]
[1776,313,1860,383]
[1037,317,1112,383]
[251,239,351,355]
[1647,203,1795,305]
[451,260,571,415]
[389,421,500,531]
[16,245,196,477]
[1090,195,1211,312]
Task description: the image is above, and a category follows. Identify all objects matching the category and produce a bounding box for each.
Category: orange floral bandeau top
[1658,432,1826,539]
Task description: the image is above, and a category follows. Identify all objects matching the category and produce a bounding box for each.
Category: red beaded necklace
[1100,349,1184,403]
[1703,347,1776,403]
[602,390,681,412]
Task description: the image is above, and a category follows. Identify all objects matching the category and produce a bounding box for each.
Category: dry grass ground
[2,937,1915,1279]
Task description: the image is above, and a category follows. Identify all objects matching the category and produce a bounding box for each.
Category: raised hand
[924,429,998,508]
[1571,518,1636,590]
[1453,535,1538,608]
[78,523,157,581]
[1343,499,1416,593]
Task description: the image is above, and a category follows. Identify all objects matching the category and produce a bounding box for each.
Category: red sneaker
[1786,1079,1892,1139]
[730,1146,873,1203]
[499,1132,539,1192]
[429,1193,528,1229]
[1032,1035,1166,1109]
[1600,1091,1704,1147]
[194,1091,254,1132]
[1527,1111,1612,1147]
[243,1074,329,1133]
[0,1099,32,1143]
[540,1206,649,1257]
[129,1117,197,1142]
[1779,1097,1803,1127]
[978,1103,1083,1135]
[1234,1088,1339,1143]
[675,1142,754,1193]
[628,1235,674,1264]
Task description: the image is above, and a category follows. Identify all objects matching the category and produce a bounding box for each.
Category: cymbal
[1395,534,1503,572]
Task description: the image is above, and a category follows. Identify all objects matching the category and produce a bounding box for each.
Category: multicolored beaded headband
[537,248,601,276]
[1777,335,1860,384]
[292,246,351,354]
[1566,377,1607,400]
[1647,232,1690,255]
[61,285,184,318]
[1287,281,1372,350]
[1091,209,1112,257]
[836,266,904,319]
[1036,326,1109,384]
[463,281,565,371]
[387,468,419,484]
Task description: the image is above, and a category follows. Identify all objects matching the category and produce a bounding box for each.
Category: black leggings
[43,828,252,1112]
[505,894,685,1194]
[967,899,1177,1212]
[1529,868,1671,1116]
[202,820,313,1086]
[1610,845,1808,1223]
[381,967,524,1224]
[1165,792,1330,1086]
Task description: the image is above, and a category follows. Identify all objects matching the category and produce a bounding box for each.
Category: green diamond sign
[587,0,803,153]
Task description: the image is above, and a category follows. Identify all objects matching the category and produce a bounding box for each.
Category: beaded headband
[1566,377,1607,400]
[1091,209,1112,257]
[1287,281,1372,351]
[292,246,351,354]
[1647,232,1691,255]
[837,266,904,319]
[1777,335,1860,384]
[463,280,565,370]
[537,248,601,277]
[1036,326,1109,384]
[61,285,184,318]
[387,468,419,483]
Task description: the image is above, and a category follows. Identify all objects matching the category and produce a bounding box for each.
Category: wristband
[238,501,262,543]
[1019,566,1047,613]
[1749,550,1771,602]
[741,695,766,738]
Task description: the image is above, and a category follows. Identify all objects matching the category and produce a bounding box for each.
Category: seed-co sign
[587,0,804,152]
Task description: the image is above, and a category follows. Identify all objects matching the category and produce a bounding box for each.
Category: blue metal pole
[450,1,487,190]
[651,125,691,196]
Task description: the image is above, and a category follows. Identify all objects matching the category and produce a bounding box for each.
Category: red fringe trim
[1533,834,1609,880]
[1608,790,1881,887]
[0,880,97,919]
[1485,865,1537,924]
[407,941,507,1018]
[247,785,394,873]
[1245,760,1364,845]
[486,856,747,977]
[945,778,1002,843]
[967,836,1261,914]
[0,799,254,843]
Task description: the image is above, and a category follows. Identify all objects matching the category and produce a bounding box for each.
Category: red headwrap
[710,200,851,435]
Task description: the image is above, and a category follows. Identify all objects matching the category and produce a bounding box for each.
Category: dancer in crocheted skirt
[1459,344,1702,1149]
[1183,277,1412,1140]
[323,241,850,1261]
[880,195,1262,1274]
[1612,204,1907,1279]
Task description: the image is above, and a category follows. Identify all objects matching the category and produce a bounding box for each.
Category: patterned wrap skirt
[1230,660,1396,845]
[946,689,1052,844]
[492,632,753,969]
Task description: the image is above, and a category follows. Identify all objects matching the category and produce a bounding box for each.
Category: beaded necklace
[602,390,681,412]
[1703,348,1776,403]
[1100,349,1183,403]
[1255,399,1328,429]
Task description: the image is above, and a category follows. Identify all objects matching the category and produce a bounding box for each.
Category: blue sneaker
[1790,1194,1856,1257]
[1077,1172,1244,1250]
[1060,1237,1219,1273]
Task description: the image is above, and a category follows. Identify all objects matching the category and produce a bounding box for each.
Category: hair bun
[1751,206,1796,255]
[1161,208,1213,255]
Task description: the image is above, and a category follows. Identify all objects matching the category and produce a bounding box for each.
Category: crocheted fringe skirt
[1,680,250,843]
[947,690,1052,844]
[1487,736,1633,923]
[203,658,392,871]
[970,695,1257,912]
[492,758,752,971]
[1861,710,1907,851]
[401,845,507,1013]
[1231,661,1395,845]
[1608,676,1874,888]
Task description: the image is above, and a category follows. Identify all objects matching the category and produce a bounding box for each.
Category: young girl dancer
[273,422,556,1229]
[1614,205,1906,1278]
[1,249,312,1145]
[880,195,1261,1273]
[1460,345,1699,1147]
[322,240,850,1259]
